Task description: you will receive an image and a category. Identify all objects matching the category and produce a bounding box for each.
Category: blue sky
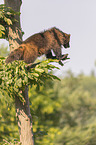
[0,0,96,75]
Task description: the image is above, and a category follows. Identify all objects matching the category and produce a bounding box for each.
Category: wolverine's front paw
[60,54,69,60]
[58,54,70,66]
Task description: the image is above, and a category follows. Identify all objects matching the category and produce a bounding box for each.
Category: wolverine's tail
[6,46,25,63]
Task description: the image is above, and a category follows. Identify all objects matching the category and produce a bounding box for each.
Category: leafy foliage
[0,96,19,144]
[0,58,60,102]
[0,4,20,39]
[1,70,96,144]
[54,73,96,145]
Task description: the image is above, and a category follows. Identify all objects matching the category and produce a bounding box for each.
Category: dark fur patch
[52,29,61,46]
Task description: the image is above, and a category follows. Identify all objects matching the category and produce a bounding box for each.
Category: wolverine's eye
[64,39,67,43]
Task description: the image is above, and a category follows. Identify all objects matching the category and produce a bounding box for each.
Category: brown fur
[6,27,70,63]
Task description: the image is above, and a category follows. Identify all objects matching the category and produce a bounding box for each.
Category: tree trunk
[4,0,22,51]
[15,86,34,145]
[4,0,34,144]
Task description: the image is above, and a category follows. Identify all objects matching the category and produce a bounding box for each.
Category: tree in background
[54,73,96,145]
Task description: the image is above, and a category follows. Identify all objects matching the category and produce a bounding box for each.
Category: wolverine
[6,27,70,64]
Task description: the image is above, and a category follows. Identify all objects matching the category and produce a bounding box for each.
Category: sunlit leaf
[0,25,5,31]
[0,56,5,59]
[4,17,12,25]
[35,68,44,73]
[0,11,3,18]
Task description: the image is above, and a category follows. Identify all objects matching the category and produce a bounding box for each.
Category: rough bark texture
[4,0,34,144]
[15,86,34,145]
[4,0,22,51]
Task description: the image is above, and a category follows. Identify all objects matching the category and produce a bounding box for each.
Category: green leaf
[0,25,5,31]
[50,74,61,81]
[0,56,5,59]
[24,76,28,83]
[6,18,12,25]
[6,12,12,15]
[0,11,3,18]
[16,78,22,87]
[0,65,3,71]
[14,87,19,93]
[35,68,44,73]
[18,92,25,103]
[16,66,18,74]
[32,73,39,77]
[4,17,12,25]
[0,4,5,9]
[28,73,33,79]
[0,31,2,38]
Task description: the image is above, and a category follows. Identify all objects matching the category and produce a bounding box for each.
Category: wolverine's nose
[63,43,70,48]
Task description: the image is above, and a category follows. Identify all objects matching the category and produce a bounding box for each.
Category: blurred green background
[0,45,96,145]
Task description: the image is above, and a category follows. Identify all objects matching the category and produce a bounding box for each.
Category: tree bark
[4,0,34,145]
[4,0,22,51]
[15,86,34,145]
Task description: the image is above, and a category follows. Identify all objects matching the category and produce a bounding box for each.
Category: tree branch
[25,54,70,70]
